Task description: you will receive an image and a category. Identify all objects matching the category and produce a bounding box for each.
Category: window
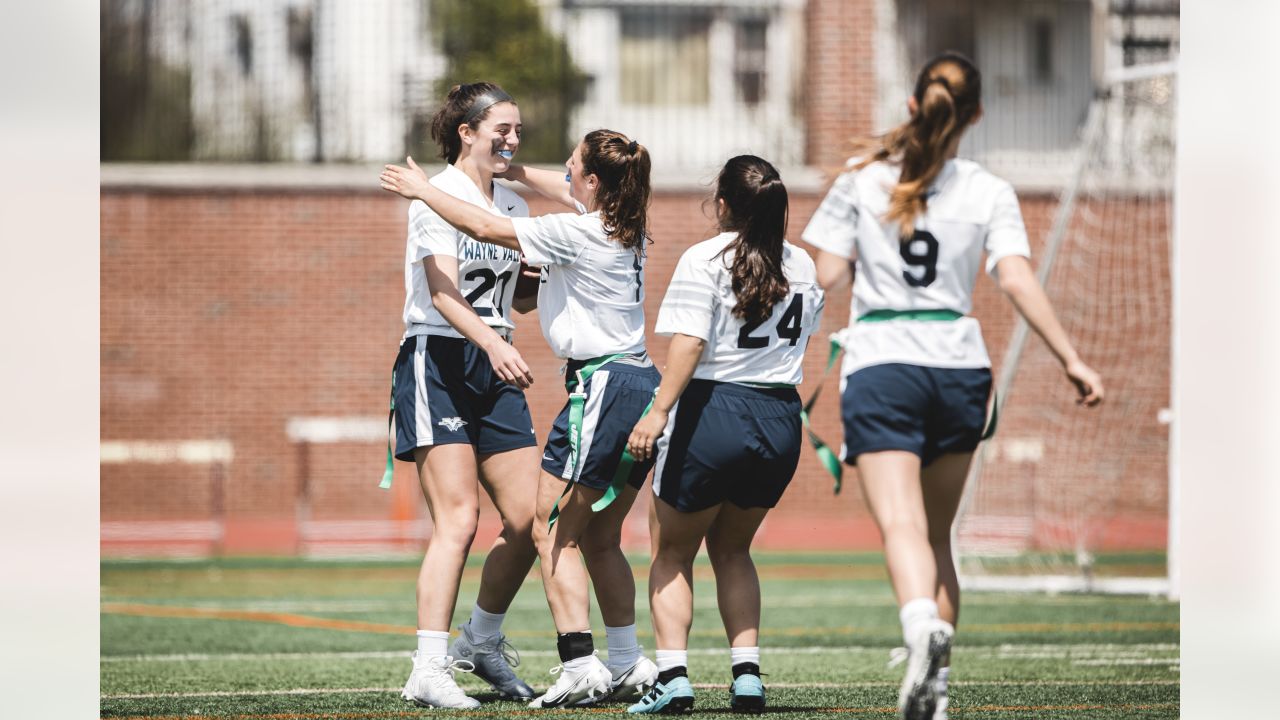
[1031,17,1053,84]
[735,17,768,106]
[620,9,710,106]
[231,14,252,76]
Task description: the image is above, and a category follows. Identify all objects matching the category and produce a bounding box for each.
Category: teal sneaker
[729,673,765,713]
[626,675,695,714]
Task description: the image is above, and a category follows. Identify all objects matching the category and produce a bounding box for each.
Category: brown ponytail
[714,155,790,324]
[580,129,651,252]
[429,82,516,164]
[850,52,981,240]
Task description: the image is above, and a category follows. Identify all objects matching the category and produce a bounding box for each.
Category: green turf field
[101,554,1179,719]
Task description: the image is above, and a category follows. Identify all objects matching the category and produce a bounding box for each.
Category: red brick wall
[100,186,1169,555]
[805,0,878,164]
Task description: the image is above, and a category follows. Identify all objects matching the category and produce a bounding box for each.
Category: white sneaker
[894,620,953,720]
[401,652,481,709]
[527,653,612,708]
[607,655,658,701]
[932,675,949,720]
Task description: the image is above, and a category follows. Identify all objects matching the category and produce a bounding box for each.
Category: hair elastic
[462,88,514,126]
[626,140,639,154]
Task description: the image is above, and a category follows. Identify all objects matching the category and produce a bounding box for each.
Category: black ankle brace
[657,666,688,685]
[732,662,760,679]
[556,631,594,663]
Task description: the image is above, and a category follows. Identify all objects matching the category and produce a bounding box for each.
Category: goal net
[955,66,1177,596]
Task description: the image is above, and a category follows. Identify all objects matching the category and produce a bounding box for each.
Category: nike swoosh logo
[507,205,515,211]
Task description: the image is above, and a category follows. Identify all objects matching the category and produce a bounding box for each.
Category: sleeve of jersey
[654,252,717,341]
[511,214,585,266]
[407,200,459,263]
[984,182,1032,276]
[800,172,859,259]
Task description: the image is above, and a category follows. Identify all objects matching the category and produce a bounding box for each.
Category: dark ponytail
[580,129,651,252]
[428,82,516,164]
[715,155,790,324]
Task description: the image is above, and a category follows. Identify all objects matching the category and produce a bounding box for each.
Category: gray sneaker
[449,621,536,700]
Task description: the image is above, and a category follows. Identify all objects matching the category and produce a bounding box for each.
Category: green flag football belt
[547,353,654,529]
[801,309,998,494]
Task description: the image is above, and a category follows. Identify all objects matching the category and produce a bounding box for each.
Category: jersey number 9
[901,229,939,287]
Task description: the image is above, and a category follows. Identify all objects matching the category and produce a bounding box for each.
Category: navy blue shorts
[653,379,802,513]
[840,363,992,467]
[392,335,537,460]
[542,359,661,491]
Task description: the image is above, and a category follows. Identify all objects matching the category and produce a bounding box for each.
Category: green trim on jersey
[857,309,964,323]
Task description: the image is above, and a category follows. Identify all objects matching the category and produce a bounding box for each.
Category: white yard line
[103,679,1181,701]
[103,643,1179,664]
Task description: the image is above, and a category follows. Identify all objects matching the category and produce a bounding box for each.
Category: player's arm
[994,255,1103,405]
[423,255,533,388]
[503,164,577,211]
[511,262,540,314]
[626,333,705,462]
[815,249,855,291]
[381,158,521,251]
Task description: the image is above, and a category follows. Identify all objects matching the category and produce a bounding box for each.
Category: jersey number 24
[737,293,804,349]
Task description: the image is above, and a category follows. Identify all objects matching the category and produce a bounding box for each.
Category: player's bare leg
[580,484,655,699]
[414,444,481,631]
[475,446,540,614]
[856,450,934,603]
[579,483,641,628]
[442,446,541,700]
[921,451,975,633]
[532,470,602,633]
[647,497,719,651]
[704,504,770,649]
[528,471,614,708]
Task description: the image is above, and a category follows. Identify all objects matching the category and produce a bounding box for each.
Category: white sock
[938,666,951,686]
[730,646,760,667]
[467,605,505,642]
[605,624,641,672]
[417,629,450,659]
[655,649,688,673]
[899,597,940,643]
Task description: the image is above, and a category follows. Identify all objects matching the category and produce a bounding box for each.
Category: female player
[389,82,540,710]
[381,129,660,709]
[801,53,1105,720]
[623,156,824,715]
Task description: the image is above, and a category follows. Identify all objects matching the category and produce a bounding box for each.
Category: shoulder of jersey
[685,233,736,259]
[495,184,530,216]
[782,240,818,279]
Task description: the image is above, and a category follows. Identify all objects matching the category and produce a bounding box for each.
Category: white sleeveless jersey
[403,164,529,339]
[801,158,1030,375]
[656,233,825,386]
[510,210,647,360]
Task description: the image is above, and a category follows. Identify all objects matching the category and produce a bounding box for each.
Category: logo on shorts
[437,417,468,432]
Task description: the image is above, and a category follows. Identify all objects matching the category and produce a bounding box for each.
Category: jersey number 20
[464,269,512,317]
[901,230,939,287]
[737,293,803,349]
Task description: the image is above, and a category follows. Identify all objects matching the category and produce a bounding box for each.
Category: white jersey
[403,164,529,339]
[510,211,646,360]
[801,158,1031,375]
[655,233,825,386]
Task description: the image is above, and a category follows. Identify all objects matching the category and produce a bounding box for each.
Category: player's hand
[626,409,669,463]
[1065,359,1104,406]
[484,337,534,389]
[380,157,431,199]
